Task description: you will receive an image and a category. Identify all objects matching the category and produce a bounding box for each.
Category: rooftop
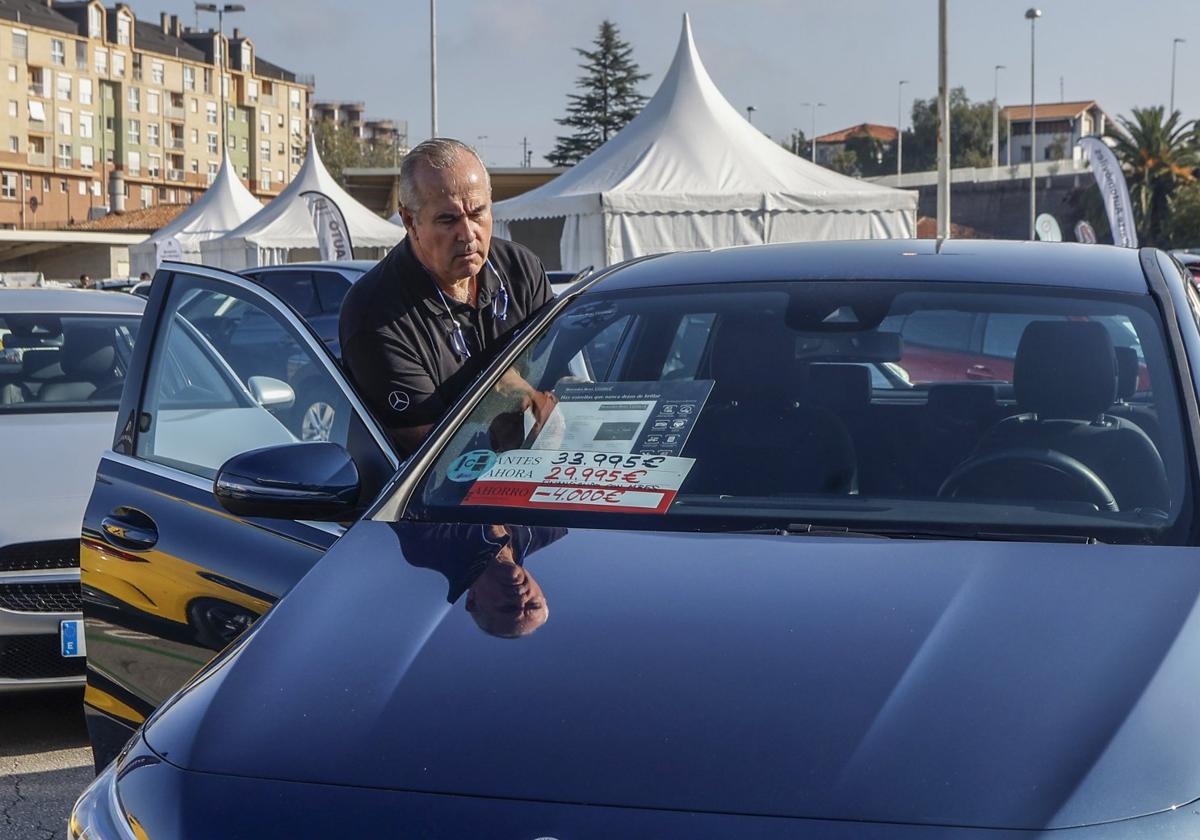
[1002,100,1101,122]
[71,204,190,233]
[815,124,900,144]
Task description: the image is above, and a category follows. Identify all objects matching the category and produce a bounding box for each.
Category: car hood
[145,521,1200,830]
[0,411,115,545]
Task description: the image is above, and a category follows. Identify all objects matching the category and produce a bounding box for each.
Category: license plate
[60,619,86,658]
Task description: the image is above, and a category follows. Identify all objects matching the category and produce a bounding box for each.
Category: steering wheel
[938,447,1119,512]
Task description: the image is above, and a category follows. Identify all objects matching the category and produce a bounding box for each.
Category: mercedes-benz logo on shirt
[388,390,410,412]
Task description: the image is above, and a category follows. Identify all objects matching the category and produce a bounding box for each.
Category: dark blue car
[72,241,1200,837]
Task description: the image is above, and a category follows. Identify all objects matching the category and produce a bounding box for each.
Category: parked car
[74,241,1200,836]
[0,289,142,691]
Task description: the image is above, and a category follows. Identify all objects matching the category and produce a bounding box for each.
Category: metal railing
[164,105,185,120]
[166,169,185,182]
[26,152,49,167]
[168,137,185,150]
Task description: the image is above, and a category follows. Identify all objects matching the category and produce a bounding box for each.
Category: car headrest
[1014,321,1116,419]
[22,348,62,379]
[807,364,871,413]
[61,326,116,379]
[926,383,998,420]
[710,316,795,402]
[1114,346,1140,401]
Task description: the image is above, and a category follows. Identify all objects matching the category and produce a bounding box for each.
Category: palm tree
[1109,106,1199,246]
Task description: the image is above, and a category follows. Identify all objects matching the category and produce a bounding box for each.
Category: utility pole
[897,79,908,181]
[992,65,1005,170]
[430,0,438,137]
[936,0,950,240]
[1026,7,1041,241]
[521,136,529,168]
[1171,38,1186,115]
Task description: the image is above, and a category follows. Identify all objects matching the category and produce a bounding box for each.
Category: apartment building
[312,99,407,150]
[0,0,312,229]
[999,100,1109,165]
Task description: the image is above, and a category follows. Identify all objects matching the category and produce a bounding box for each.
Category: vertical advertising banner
[301,190,354,261]
[1078,136,1138,249]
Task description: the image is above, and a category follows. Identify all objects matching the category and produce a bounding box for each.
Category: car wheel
[300,397,337,441]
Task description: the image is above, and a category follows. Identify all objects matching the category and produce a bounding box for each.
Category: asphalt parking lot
[0,690,92,840]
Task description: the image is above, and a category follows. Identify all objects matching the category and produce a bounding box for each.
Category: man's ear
[398,206,418,240]
[465,591,476,613]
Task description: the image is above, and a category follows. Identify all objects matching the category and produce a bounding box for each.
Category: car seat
[1105,346,1162,451]
[37,326,120,402]
[681,316,857,496]
[940,321,1168,512]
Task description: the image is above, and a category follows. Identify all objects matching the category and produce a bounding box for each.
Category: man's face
[400,154,492,287]
[466,552,549,638]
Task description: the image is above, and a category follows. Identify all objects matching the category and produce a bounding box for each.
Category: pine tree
[547,20,649,166]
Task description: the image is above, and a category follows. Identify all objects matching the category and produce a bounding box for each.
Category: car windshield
[405,280,1192,544]
[0,313,139,413]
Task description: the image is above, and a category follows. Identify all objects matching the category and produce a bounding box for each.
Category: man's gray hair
[398,138,490,215]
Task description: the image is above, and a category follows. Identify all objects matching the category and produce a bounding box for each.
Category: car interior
[0,315,138,408]
[428,280,1187,536]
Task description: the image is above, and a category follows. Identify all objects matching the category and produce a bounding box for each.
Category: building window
[80,144,94,168]
[128,119,140,144]
[290,117,301,137]
[240,137,247,151]
[12,30,27,61]
[42,176,50,190]
[128,86,139,112]
[95,48,107,76]
[75,40,87,70]
[147,154,160,177]
[58,143,72,167]
[276,113,284,129]
[259,139,270,162]
[132,53,142,81]
[152,61,164,85]
[207,132,218,153]
[79,78,92,105]
[247,80,258,103]
[259,172,271,191]
[56,73,72,101]
[6,101,14,118]
[189,97,198,113]
[88,6,102,38]
[6,66,15,83]
[148,123,159,146]
[260,112,270,133]
[289,88,300,109]
[91,181,100,196]
[227,105,235,123]
[241,42,252,69]
[113,52,125,78]
[275,169,283,183]
[1,173,16,199]
[190,128,198,143]
[147,90,159,115]
[190,158,199,173]
[276,141,284,155]
[104,115,114,133]
[140,185,152,206]
[206,102,217,124]
[79,112,93,138]
[22,175,31,190]
[57,109,71,135]
[227,133,235,149]
[127,150,140,175]
[184,66,195,91]
[51,39,65,66]
[207,161,219,184]
[117,13,131,46]
[6,137,16,153]
[290,144,301,166]
[203,68,212,94]
[60,179,68,193]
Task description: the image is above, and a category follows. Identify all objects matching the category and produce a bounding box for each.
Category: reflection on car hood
[145,522,1200,830]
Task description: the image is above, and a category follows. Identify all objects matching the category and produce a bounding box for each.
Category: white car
[0,289,142,691]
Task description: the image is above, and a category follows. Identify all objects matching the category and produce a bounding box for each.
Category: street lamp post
[430,0,438,137]
[1171,37,1186,115]
[746,105,757,125]
[897,79,908,181]
[936,0,949,240]
[802,101,826,164]
[195,3,245,156]
[992,65,1005,170]
[1026,8,1041,242]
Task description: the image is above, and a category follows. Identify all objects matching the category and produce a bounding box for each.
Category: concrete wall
[915,170,1093,240]
[0,243,130,282]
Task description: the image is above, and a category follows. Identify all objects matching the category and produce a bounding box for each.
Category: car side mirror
[214,442,360,521]
[247,376,295,410]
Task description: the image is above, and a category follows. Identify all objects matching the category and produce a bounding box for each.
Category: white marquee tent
[493,15,917,270]
[200,136,405,271]
[128,155,264,277]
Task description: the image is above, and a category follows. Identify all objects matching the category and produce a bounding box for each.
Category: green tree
[1108,106,1198,246]
[780,128,810,159]
[902,88,994,172]
[547,20,649,166]
[313,118,403,186]
[830,148,859,176]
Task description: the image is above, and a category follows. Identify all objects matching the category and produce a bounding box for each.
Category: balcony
[165,104,186,121]
[167,169,185,182]
[26,152,49,167]
[168,137,185,150]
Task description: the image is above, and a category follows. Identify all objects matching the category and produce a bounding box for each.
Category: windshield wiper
[726,524,891,539]
[725,524,1102,544]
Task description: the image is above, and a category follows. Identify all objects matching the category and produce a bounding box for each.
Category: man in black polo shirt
[339,138,554,456]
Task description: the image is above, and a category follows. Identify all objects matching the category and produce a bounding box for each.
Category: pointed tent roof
[495,15,914,220]
[145,155,263,244]
[213,135,405,249]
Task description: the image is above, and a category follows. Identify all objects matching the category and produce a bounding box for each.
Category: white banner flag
[1078,136,1138,249]
[301,190,354,261]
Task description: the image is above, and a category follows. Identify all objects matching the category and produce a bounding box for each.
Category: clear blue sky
[133,0,1197,167]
